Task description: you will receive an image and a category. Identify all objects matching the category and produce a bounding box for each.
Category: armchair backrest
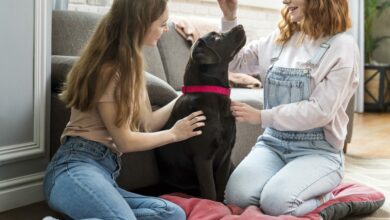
[52,10,101,56]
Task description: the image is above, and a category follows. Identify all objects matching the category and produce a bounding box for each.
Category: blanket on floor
[161,183,385,220]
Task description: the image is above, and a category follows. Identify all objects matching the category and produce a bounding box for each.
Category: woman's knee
[163,201,186,220]
[225,180,261,208]
[224,168,266,208]
[225,189,260,208]
[260,186,295,216]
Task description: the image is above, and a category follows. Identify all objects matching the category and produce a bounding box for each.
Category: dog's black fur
[155,25,246,201]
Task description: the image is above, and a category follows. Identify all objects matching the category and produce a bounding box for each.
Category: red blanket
[161,183,385,220]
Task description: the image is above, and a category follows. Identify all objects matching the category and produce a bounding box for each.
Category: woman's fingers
[187,111,206,135]
[191,122,206,129]
[187,110,204,120]
[235,116,244,122]
[189,115,206,124]
[231,101,246,113]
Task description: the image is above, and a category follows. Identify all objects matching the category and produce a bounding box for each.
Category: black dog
[155,25,246,201]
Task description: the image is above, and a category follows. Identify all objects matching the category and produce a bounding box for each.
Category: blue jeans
[43,137,186,220]
[224,132,343,216]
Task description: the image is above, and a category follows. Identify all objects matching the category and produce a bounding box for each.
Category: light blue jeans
[226,37,345,216]
[43,137,186,220]
[224,131,344,216]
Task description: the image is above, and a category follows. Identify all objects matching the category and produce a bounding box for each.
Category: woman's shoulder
[248,28,278,43]
[253,29,280,51]
[265,29,280,43]
[330,33,359,52]
[325,33,360,69]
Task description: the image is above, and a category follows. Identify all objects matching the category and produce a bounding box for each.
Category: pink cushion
[161,183,385,220]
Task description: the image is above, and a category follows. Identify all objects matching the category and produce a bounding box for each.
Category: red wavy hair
[277,0,352,44]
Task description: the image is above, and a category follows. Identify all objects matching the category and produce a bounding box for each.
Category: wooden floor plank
[347,113,390,158]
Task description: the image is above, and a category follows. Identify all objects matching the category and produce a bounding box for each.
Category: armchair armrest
[145,72,178,108]
[51,55,79,93]
[343,95,355,153]
[52,56,178,106]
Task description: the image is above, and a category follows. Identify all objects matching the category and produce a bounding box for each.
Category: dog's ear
[191,40,221,64]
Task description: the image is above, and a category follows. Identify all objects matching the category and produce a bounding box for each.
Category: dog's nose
[235,25,243,30]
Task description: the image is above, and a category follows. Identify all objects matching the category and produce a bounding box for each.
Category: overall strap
[307,34,339,66]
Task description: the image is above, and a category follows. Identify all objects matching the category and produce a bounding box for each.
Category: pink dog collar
[182,85,231,97]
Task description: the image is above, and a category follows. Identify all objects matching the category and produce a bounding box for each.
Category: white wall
[0,0,51,212]
[68,0,283,42]
[348,0,365,112]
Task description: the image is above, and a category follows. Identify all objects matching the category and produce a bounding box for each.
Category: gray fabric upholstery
[145,72,178,107]
[52,10,101,56]
[231,88,263,109]
[50,56,76,157]
[157,22,192,90]
[51,55,78,93]
[143,47,167,81]
[116,152,160,190]
[345,95,355,148]
[230,89,264,165]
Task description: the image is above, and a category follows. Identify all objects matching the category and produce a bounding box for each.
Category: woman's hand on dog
[231,101,261,125]
[170,110,206,142]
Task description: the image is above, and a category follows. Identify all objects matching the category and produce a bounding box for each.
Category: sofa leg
[343,143,348,154]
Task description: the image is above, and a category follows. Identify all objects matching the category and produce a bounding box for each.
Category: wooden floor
[1,113,390,219]
[346,113,390,158]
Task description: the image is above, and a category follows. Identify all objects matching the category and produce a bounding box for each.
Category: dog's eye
[212,35,221,41]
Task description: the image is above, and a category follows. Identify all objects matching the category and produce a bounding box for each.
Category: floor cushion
[161,183,385,220]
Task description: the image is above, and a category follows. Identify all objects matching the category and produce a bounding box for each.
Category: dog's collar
[181,85,231,97]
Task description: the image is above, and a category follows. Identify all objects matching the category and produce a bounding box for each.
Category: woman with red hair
[218,0,359,216]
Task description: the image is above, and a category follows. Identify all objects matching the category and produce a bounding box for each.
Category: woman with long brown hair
[43,0,205,219]
[218,0,359,216]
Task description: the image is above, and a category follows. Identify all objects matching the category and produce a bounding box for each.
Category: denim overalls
[225,36,344,216]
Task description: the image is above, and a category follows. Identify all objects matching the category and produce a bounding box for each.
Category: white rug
[343,156,390,220]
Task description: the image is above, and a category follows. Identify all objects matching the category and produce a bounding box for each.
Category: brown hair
[60,0,168,131]
[277,0,352,44]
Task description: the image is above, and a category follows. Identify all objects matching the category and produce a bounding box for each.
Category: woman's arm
[218,1,275,76]
[148,97,179,132]
[217,0,238,21]
[98,102,206,153]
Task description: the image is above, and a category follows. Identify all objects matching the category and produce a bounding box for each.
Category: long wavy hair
[277,0,351,44]
[60,0,168,131]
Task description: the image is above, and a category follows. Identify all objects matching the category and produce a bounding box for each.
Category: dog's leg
[215,125,236,202]
[215,155,233,202]
[193,157,217,200]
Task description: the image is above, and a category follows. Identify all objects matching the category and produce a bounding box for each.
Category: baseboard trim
[0,172,45,212]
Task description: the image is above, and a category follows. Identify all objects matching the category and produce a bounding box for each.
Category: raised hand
[170,111,206,142]
[217,0,238,20]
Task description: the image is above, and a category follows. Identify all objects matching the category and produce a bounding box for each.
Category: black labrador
[155,25,246,201]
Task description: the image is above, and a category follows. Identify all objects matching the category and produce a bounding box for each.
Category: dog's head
[190,25,246,65]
